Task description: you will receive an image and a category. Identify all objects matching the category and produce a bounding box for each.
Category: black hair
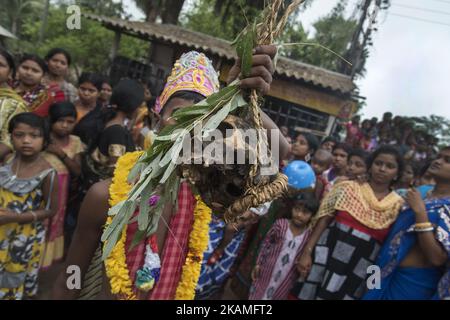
[0,47,16,78]
[297,132,320,155]
[19,53,47,73]
[98,75,112,87]
[404,160,421,177]
[349,148,369,164]
[78,72,103,91]
[8,112,50,147]
[45,48,72,66]
[110,79,144,113]
[367,145,404,185]
[418,159,433,178]
[332,143,352,157]
[321,136,338,145]
[160,90,205,117]
[290,192,320,217]
[48,102,77,125]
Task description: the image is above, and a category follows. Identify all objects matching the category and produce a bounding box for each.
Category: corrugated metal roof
[84,13,355,94]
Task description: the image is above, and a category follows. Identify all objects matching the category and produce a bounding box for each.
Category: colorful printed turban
[154,51,220,114]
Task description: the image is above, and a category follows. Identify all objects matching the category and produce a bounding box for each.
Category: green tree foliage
[181,0,249,41]
[0,0,44,36]
[134,0,187,24]
[182,0,354,73]
[2,2,148,77]
[77,0,126,17]
[294,3,356,72]
[409,115,450,147]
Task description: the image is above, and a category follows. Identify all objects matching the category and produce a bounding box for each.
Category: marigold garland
[175,196,212,300]
[104,151,144,300]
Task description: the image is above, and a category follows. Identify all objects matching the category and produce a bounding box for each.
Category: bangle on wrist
[415,227,434,233]
[414,222,433,229]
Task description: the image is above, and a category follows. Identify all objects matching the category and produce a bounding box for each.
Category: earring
[305,153,311,163]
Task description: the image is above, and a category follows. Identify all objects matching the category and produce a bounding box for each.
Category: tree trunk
[146,0,160,23]
[38,0,51,43]
[161,0,185,24]
[11,18,18,36]
[214,0,226,16]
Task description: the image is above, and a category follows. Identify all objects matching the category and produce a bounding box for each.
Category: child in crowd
[310,149,333,200]
[42,102,85,265]
[396,161,419,190]
[291,132,320,163]
[0,113,58,300]
[249,192,319,300]
[323,143,352,186]
[320,136,338,153]
[334,148,369,184]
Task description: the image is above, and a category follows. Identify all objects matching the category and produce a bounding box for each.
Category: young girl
[0,48,28,162]
[250,192,319,300]
[41,102,84,268]
[12,54,65,117]
[98,78,113,108]
[396,161,419,190]
[291,146,404,300]
[43,48,78,103]
[0,113,58,300]
[310,149,333,200]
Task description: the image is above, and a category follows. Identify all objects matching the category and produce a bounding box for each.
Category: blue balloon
[283,160,316,190]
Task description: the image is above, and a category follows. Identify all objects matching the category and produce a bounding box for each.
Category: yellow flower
[175,196,212,300]
[104,151,144,300]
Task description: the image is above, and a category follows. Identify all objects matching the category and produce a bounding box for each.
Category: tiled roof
[85,13,355,94]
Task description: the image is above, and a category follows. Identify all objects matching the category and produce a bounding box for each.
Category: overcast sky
[122,0,450,120]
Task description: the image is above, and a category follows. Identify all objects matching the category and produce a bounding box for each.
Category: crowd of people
[0,44,449,301]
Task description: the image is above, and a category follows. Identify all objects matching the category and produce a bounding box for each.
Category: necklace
[10,156,40,181]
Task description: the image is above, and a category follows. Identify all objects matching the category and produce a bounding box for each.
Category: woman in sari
[41,102,84,268]
[291,145,405,300]
[43,48,78,103]
[0,48,28,162]
[364,146,450,300]
[12,54,65,117]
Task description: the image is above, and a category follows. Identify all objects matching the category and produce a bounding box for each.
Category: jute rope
[224,0,306,223]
